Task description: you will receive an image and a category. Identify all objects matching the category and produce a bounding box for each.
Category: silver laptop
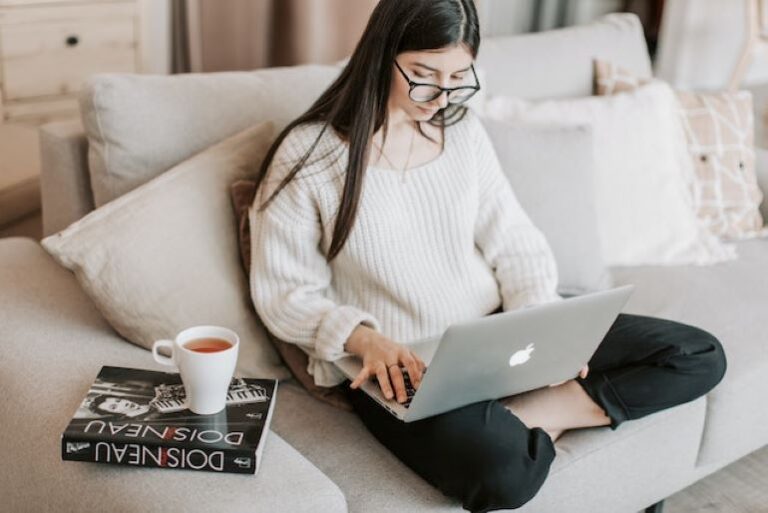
[334,284,635,422]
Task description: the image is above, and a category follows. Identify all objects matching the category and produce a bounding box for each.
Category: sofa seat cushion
[610,237,768,468]
[272,379,706,513]
[0,237,346,513]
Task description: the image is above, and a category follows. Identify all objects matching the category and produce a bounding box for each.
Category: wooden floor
[2,214,767,513]
[664,443,768,513]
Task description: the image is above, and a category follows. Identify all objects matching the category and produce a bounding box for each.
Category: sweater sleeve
[470,111,563,311]
[249,127,382,362]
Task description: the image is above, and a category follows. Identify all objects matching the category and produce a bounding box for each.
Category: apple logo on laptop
[509,343,534,367]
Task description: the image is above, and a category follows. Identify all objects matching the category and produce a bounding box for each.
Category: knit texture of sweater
[249,108,562,387]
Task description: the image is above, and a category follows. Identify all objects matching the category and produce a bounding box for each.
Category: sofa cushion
[272,378,706,513]
[482,81,737,267]
[478,117,612,295]
[80,64,342,206]
[40,123,291,381]
[610,237,768,468]
[0,237,346,513]
[595,59,766,240]
[475,13,652,100]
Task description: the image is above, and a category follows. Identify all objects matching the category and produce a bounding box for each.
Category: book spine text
[61,435,257,474]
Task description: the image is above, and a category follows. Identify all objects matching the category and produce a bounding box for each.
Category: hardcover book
[61,366,278,475]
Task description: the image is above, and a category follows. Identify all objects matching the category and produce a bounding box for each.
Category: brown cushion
[594,59,765,240]
[230,179,353,412]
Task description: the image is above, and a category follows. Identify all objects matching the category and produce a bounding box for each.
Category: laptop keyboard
[374,366,428,408]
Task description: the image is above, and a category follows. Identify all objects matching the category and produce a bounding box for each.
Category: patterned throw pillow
[594,59,765,240]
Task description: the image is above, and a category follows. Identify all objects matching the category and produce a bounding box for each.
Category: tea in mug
[184,337,233,353]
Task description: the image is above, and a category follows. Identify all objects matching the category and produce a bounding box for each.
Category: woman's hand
[346,325,426,404]
[548,364,589,387]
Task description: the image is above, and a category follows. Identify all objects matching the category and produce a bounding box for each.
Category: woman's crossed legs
[344,312,727,512]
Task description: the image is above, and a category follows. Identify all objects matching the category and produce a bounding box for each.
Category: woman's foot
[544,427,564,443]
[500,379,611,442]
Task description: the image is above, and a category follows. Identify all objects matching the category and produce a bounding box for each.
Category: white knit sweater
[249,108,562,387]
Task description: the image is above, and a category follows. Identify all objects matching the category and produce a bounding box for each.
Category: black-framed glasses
[394,59,480,104]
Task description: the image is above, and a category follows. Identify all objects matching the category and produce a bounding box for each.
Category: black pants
[343,312,727,513]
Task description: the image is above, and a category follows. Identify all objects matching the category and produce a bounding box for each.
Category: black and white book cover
[61,366,278,475]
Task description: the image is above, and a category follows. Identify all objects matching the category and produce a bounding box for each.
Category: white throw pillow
[481,81,737,266]
[41,122,291,381]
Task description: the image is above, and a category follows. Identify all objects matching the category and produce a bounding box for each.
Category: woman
[248,1,727,511]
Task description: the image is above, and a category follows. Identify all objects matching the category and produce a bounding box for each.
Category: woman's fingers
[402,353,422,389]
[348,339,426,402]
[349,361,409,403]
[388,365,408,403]
[375,364,394,400]
[550,364,589,387]
[349,366,369,389]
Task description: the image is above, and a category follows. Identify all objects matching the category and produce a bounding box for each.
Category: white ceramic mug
[152,325,240,415]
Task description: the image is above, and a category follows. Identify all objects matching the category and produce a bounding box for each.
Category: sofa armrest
[39,118,95,237]
[0,237,348,513]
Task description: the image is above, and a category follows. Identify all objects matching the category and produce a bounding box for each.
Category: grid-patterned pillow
[594,59,765,240]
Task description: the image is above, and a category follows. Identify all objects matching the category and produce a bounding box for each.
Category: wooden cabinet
[0,0,165,125]
[0,0,169,231]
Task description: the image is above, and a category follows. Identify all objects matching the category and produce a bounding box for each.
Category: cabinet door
[0,2,137,101]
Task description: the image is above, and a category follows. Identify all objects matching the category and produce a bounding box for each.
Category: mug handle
[152,339,177,367]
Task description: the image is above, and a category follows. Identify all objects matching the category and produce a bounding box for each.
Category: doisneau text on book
[61,366,278,475]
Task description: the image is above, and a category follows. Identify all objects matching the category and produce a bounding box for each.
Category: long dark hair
[253,0,481,262]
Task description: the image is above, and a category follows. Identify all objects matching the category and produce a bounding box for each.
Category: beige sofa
[2,14,767,513]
